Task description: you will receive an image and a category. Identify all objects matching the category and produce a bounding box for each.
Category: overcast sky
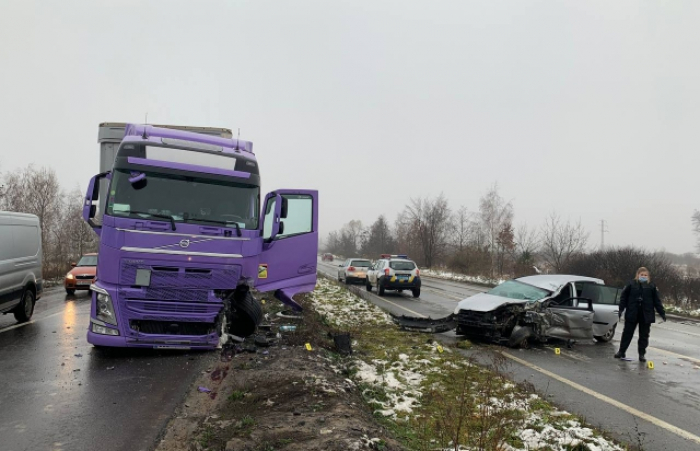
[1,1,698,254]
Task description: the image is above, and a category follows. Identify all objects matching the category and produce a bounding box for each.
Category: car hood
[68,267,96,277]
[455,293,528,313]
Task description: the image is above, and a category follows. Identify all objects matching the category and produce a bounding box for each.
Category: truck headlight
[92,322,119,336]
[91,286,117,326]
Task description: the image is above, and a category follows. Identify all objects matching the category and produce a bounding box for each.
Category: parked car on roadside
[366,255,421,298]
[64,253,98,294]
[453,275,620,347]
[0,211,43,322]
[337,258,373,284]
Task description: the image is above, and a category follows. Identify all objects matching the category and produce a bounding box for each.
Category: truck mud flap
[390,313,456,333]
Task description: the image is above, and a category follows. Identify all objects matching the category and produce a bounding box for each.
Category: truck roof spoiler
[98,122,254,154]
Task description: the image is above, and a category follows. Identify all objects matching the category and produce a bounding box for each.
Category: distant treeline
[325,185,700,308]
[1,165,98,279]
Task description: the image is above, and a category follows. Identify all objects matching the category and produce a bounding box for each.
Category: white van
[0,212,43,322]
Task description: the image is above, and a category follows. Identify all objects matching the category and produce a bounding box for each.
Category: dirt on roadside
[155,297,402,451]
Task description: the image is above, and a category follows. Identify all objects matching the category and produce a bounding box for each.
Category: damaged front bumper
[390,313,457,333]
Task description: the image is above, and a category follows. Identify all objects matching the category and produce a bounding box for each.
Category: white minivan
[0,212,43,322]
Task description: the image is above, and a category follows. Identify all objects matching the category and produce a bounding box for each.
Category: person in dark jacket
[614,267,666,361]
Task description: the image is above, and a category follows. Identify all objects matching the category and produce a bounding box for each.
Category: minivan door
[544,284,595,341]
[576,282,620,337]
[256,190,318,310]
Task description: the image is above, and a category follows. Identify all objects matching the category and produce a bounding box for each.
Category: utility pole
[600,220,609,250]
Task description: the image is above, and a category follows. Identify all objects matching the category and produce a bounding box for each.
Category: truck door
[256,190,318,310]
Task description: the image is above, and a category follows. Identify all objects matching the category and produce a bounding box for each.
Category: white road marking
[656,324,700,339]
[502,351,700,445]
[648,346,700,365]
[371,296,427,318]
[0,311,64,334]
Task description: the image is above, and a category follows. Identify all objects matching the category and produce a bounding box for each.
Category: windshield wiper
[184,217,242,237]
[127,211,176,231]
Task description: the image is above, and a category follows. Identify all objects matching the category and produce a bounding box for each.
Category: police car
[366,254,421,298]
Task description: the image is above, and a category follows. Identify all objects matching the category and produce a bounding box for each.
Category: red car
[322,253,334,262]
[64,253,98,294]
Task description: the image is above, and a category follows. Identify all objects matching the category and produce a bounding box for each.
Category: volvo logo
[179,239,190,248]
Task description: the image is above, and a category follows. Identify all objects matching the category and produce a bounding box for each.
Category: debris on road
[155,278,625,451]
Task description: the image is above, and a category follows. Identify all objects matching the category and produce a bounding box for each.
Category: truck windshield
[106,169,260,229]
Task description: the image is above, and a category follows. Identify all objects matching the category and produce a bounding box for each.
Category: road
[0,287,211,451]
[320,260,700,451]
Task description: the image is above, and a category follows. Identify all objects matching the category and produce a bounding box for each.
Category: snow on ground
[666,304,700,317]
[311,276,624,451]
[421,268,504,287]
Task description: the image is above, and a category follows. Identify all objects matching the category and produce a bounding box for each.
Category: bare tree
[693,210,700,253]
[1,166,97,278]
[479,184,513,278]
[512,224,540,276]
[361,215,395,257]
[404,194,451,268]
[540,212,589,273]
[451,206,475,252]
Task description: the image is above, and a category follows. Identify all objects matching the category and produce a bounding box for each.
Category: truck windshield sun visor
[106,169,260,230]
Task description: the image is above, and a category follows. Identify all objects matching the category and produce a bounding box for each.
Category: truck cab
[83,123,318,349]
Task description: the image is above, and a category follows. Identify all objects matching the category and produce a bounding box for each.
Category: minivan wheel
[66,288,75,295]
[594,324,617,343]
[14,289,35,322]
[378,283,385,296]
[366,280,372,292]
[412,288,420,298]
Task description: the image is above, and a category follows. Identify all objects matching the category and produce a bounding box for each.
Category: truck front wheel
[226,291,263,337]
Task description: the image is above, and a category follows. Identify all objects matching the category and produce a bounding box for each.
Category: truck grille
[130,320,215,336]
[120,260,240,289]
[125,300,220,314]
[144,288,209,302]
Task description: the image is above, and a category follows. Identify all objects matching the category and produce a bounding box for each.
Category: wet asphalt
[0,287,211,451]
[319,260,700,451]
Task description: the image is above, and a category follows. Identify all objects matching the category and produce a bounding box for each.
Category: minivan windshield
[106,169,260,229]
[488,280,550,301]
[77,255,98,267]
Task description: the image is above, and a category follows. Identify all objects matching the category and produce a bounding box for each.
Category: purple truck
[82,123,318,349]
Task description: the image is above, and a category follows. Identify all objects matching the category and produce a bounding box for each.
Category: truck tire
[66,288,75,295]
[227,292,263,338]
[594,324,616,343]
[14,288,35,323]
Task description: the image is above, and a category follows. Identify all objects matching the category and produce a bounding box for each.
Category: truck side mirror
[128,172,147,190]
[83,171,109,237]
[278,221,285,235]
[280,196,288,219]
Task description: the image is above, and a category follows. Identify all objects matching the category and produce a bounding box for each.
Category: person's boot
[614,352,625,359]
[639,354,647,362]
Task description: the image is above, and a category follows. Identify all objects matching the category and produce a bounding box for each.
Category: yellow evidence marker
[554,348,561,355]
[436,344,444,353]
[647,361,654,370]
[305,343,313,351]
